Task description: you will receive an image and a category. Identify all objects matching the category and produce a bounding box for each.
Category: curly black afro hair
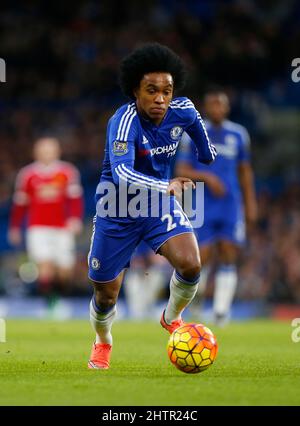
[119,43,186,99]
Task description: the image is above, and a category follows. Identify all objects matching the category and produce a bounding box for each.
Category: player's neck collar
[207,119,226,129]
[137,107,169,128]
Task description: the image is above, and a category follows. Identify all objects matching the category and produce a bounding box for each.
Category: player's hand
[205,174,226,197]
[66,218,83,235]
[167,177,195,198]
[8,228,22,246]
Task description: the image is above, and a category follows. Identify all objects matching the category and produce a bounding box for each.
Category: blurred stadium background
[1,0,300,321]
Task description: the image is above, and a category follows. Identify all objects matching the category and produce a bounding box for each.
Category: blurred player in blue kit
[176,90,257,325]
[87,43,217,369]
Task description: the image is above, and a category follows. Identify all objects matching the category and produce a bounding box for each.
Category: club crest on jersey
[113,141,128,156]
[91,257,101,270]
[170,126,183,140]
[225,135,237,147]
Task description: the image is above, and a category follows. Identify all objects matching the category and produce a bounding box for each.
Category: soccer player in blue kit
[87,43,217,369]
[176,89,257,325]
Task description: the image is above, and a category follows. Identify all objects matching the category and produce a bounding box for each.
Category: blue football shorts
[88,198,194,282]
[194,203,245,246]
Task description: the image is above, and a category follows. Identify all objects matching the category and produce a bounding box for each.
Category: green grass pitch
[0,319,300,406]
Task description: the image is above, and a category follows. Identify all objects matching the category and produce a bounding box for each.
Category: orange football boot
[160,310,184,334]
[88,343,112,370]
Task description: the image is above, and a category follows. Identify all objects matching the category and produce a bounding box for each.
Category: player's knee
[176,257,201,281]
[93,289,118,310]
[180,263,201,281]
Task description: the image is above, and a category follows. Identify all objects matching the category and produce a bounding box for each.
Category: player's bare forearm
[238,162,257,224]
[175,162,210,183]
[175,163,226,197]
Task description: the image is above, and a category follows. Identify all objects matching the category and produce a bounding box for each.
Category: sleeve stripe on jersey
[115,167,153,192]
[116,164,168,192]
[120,106,135,140]
[124,110,137,141]
[116,103,133,140]
[121,164,169,188]
[170,98,194,105]
[119,164,169,191]
[169,100,195,109]
[170,99,194,107]
[115,167,166,193]
[116,103,136,141]
[169,105,195,110]
[116,103,132,140]
[196,112,217,159]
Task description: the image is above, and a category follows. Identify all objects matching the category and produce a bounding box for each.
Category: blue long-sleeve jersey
[99,97,216,195]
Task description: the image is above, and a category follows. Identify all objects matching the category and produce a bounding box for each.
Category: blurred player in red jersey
[8,137,84,300]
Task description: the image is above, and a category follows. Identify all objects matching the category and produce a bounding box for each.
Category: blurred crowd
[0,0,300,303]
[237,184,300,303]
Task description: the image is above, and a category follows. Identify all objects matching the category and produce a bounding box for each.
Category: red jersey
[10,161,83,229]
